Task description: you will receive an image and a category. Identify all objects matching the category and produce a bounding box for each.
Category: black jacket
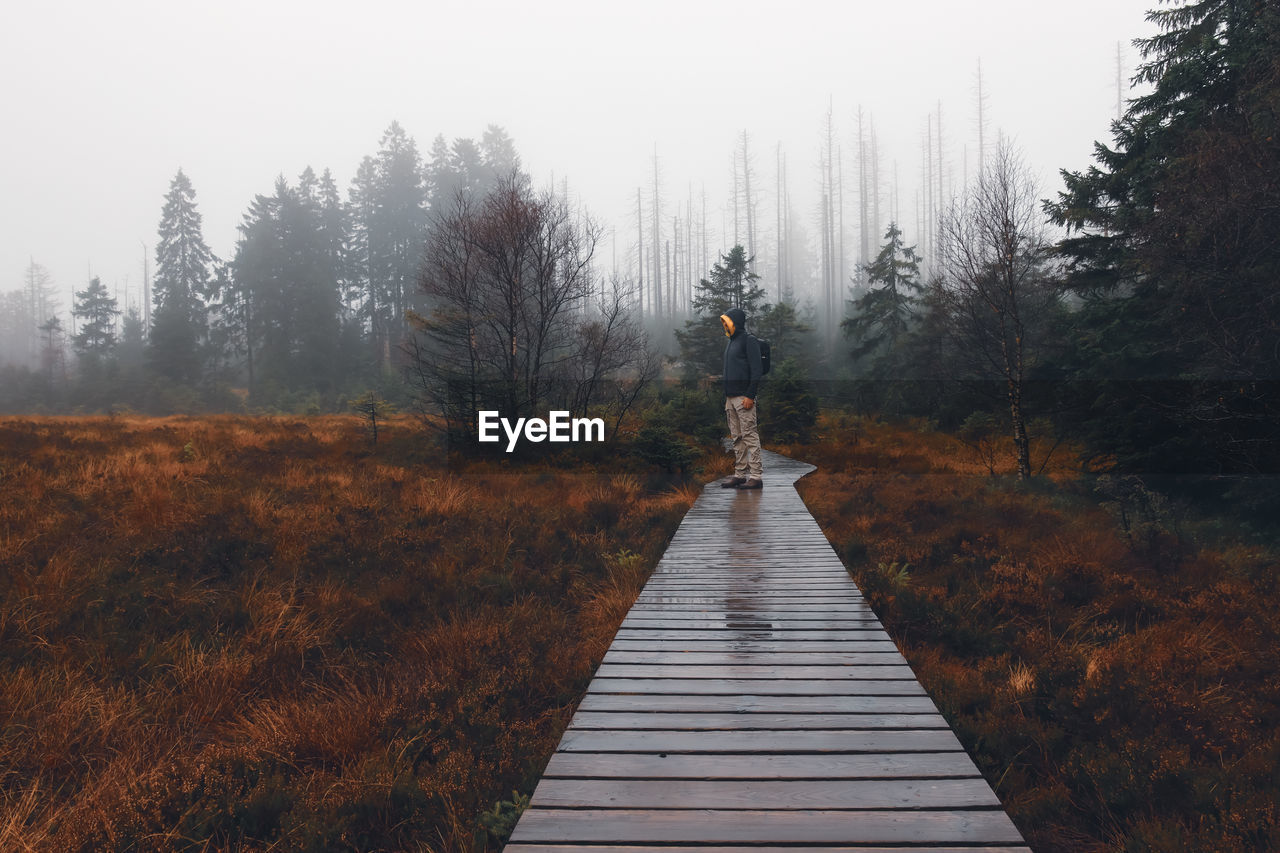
[721,306,763,399]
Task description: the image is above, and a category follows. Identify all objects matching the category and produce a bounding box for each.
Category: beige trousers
[725,395,763,479]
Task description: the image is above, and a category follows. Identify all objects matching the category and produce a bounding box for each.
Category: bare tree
[974,59,989,173]
[651,147,663,320]
[635,187,644,318]
[739,131,757,274]
[937,142,1059,479]
[567,275,660,439]
[411,171,653,445]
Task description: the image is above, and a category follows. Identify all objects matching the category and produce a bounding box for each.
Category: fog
[2,0,1154,314]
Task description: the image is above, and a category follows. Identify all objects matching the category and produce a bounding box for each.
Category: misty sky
[2,0,1157,315]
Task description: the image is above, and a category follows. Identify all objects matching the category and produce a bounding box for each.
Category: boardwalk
[505,450,1028,851]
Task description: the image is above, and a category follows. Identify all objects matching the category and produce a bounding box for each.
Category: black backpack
[754,335,772,375]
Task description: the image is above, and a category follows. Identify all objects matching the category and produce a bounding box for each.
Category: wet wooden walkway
[506,449,1028,851]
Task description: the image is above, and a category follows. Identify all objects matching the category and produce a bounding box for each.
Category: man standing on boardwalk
[718,306,765,489]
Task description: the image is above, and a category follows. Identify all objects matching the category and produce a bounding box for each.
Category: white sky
[1,0,1156,315]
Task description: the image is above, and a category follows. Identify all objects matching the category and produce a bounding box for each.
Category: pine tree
[150,169,215,384]
[71,276,120,363]
[842,222,922,365]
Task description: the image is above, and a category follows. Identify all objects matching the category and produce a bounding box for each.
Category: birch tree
[937,142,1058,479]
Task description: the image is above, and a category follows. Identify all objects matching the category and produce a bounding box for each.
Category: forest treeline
[3,123,524,415]
[2,1,1277,512]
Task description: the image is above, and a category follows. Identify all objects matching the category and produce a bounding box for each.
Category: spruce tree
[348,155,380,362]
[674,245,766,378]
[1,289,35,367]
[448,137,485,199]
[480,124,520,188]
[424,134,457,216]
[38,315,67,391]
[375,122,427,352]
[842,222,922,366]
[231,176,340,402]
[349,123,427,366]
[1046,0,1280,481]
[150,169,214,384]
[118,307,146,373]
[317,168,354,308]
[71,277,120,363]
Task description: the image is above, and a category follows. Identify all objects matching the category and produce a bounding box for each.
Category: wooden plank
[506,840,1029,845]
[662,538,834,543]
[587,679,926,696]
[650,579,857,586]
[646,575,852,582]
[556,728,964,753]
[645,581,853,587]
[507,808,1025,845]
[633,596,866,602]
[650,578,853,584]
[660,553,841,560]
[593,666,916,676]
[627,606,872,613]
[633,595,867,604]
[602,651,907,666]
[621,615,878,623]
[628,599,864,607]
[664,550,840,556]
[576,693,943,714]
[652,569,850,576]
[647,579,851,585]
[609,625,890,637]
[676,557,844,563]
[593,664,917,680]
[622,610,877,618]
[567,712,949,730]
[642,583,854,589]
[529,778,1001,809]
[541,750,980,780]
[619,619,883,629]
[658,549,844,555]
[669,533,830,537]
[609,639,900,652]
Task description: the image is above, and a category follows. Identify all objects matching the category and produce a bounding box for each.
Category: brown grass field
[4,412,1278,851]
[0,415,725,851]
[787,414,1280,852]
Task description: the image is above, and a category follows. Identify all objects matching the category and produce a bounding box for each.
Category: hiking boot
[736,478,764,490]
[720,476,747,488]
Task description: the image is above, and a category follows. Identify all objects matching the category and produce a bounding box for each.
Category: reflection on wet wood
[505,449,1025,849]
